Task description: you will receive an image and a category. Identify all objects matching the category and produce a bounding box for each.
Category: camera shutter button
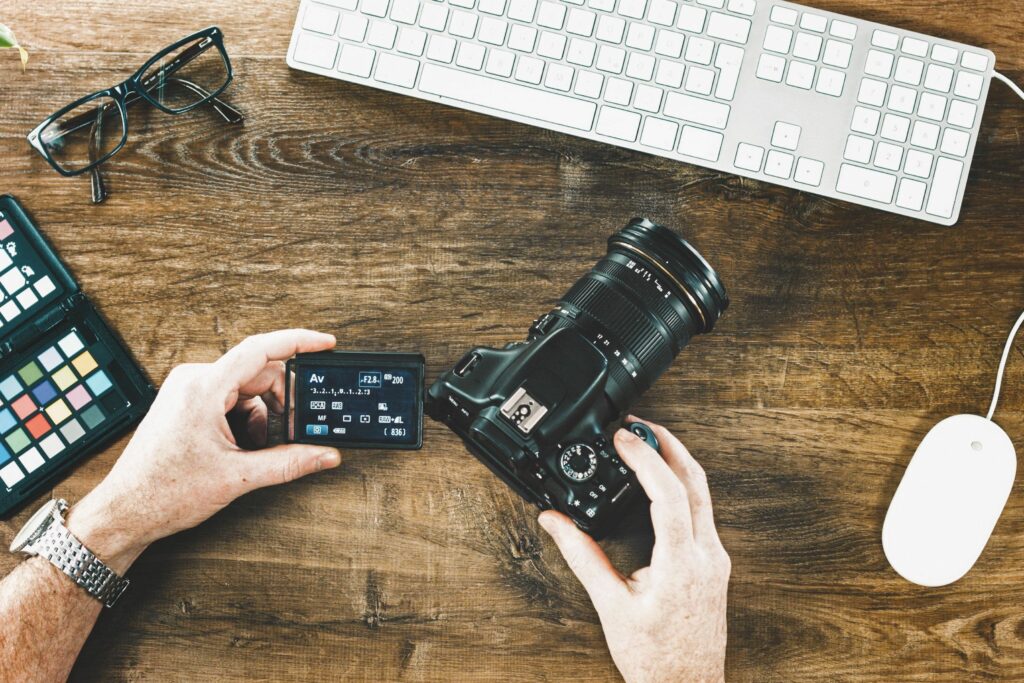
[560,443,598,482]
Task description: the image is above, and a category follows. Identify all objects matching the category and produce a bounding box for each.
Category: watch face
[9,500,58,553]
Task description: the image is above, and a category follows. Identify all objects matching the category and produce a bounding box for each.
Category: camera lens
[535,218,728,408]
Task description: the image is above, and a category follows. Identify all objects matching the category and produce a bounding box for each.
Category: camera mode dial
[560,443,598,482]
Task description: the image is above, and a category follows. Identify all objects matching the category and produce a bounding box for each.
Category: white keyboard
[286,0,996,225]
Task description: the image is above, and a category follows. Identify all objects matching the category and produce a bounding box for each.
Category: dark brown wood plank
[0,0,1023,680]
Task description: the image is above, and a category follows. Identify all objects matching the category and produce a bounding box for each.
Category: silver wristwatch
[9,499,129,608]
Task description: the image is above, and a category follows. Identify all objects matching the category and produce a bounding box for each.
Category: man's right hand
[538,418,730,683]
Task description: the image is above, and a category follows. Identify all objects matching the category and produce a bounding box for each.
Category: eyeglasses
[26,26,243,204]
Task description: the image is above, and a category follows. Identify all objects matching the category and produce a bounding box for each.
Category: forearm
[0,494,146,683]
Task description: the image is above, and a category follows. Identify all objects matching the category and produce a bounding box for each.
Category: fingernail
[318,450,342,470]
[537,513,554,534]
[617,427,639,442]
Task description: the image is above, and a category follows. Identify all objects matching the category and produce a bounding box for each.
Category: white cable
[986,310,1024,421]
[994,71,1024,102]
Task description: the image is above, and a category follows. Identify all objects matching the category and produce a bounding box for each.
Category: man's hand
[64,329,343,573]
[538,418,730,683]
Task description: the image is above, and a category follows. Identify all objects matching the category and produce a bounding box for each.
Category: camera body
[427,326,641,538]
[427,218,728,537]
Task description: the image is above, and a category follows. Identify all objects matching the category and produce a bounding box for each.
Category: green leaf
[0,24,17,49]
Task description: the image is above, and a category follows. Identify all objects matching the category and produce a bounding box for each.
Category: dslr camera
[426,218,728,537]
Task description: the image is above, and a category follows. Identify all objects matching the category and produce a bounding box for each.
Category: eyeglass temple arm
[88,114,109,205]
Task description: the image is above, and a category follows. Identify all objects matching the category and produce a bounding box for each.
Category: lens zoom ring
[593,258,691,344]
[560,277,673,373]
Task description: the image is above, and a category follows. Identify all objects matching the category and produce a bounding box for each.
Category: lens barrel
[541,218,728,405]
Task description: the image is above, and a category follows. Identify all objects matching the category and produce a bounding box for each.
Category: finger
[215,330,335,391]
[614,429,694,550]
[235,396,269,449]
[237,361,287,413]
[628,416,720,547]
[538,510,627,605]
[235,443,342,492]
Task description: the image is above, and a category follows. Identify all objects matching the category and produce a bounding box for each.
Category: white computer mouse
[882,414,1017,587]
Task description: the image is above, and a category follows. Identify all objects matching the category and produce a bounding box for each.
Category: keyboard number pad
[841,31,990,219]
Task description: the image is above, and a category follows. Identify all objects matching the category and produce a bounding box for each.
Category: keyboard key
[684,66,715,95]
[391,0,420,23]
[375,52,419,86]
[770,6,797,25]
[714,44,744,100]
[904,149,933,178]
[888,85,916,114]
[706,12,750,43]
[756,54,785,82]
[596,106,641,140]
[940,128,970,157]
[836,164,896,203]
[605,77,633,104]
[634,83,664,111]
[479,0,507,14]
[822,40,851,68]
[686,37,715,64]
[893,57,923,85]
[880,113,910,142]
[917,92,946,121]
[697,0,724,8]
[507,0,538,21]
[727,0,757,16]
[537,1,566,28]
[367,20,398,48]
[361,0,390,17]
[829,20,856,40]
[626,23,655,49]
[794,157,824,186]
[567,8,597,35]
[537,31,567,58]
[799,13,826,32]
[515,56,545,83]
[655,30,685,57]
[293,33,339,69]
[626,52,656,80]
[419,63,596,129]
[734,142,764,171]
[954,71,984,100]
[396,28,427,55]
[574,70,604,96]
[909,120,939,149]
[597,16,626,43]
[961,51,989,72]
[545,62,574,89]
[618,0,647,18]
[864,49,893,78]
[763,25,792,54]
[485,49,515,77]
[947,100,977,128]
[678,125,723,160]
[873,141,903,171]
[338,44,375,77]
[648,0,677,26]
[664,92,731,128]
[931,44,958,64]
[426,35,457,62]
[786,62,814,90]
[764,150,794,178]
[924,64,953,92]
[896,178,927,211]
[640,117,679,149]
[450,10,478,37]
[340,13,370,40]
[901,37,928,57]
[871,30,898,50]
[850,106,880,135]
[816,68,844,97]
[508,24,538,51]
[677,5,707,32]
[479,17,509,44]
[456,42,485,69]
[843,134,873,163]
[655,59,685,87]
[792,33,822,61]
[926,157,964,218]
[771,121,800,150]
[303,5,340,34]
[596,45,626,72]
[568,38,597,66]
[419,3,449,29]
[857,78,886,106]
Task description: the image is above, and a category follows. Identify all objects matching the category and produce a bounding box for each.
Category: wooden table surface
[2,0,1023,680]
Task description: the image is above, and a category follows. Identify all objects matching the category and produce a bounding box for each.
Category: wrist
[64,490,149,574]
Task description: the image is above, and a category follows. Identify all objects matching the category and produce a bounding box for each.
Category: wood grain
[1,0,1024,680]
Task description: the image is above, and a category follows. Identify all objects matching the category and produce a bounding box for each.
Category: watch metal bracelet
[32,522,130,608]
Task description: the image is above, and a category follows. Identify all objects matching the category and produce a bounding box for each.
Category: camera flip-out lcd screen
[286,352,424,449]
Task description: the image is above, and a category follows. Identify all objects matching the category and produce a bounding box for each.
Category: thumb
[539,511,626,605]
[238,443,342,492]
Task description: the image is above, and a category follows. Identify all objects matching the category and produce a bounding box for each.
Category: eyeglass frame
[26,26,236,178]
